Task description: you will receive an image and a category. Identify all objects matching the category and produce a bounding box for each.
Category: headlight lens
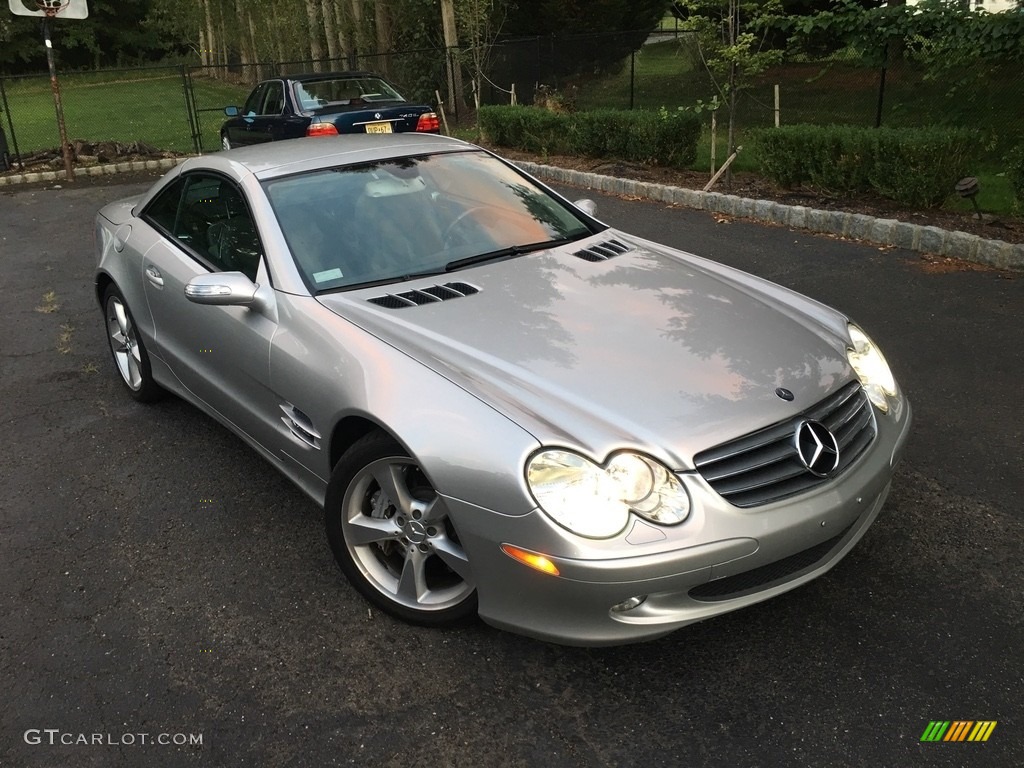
[526,450,690,539]
[847,324,897,412]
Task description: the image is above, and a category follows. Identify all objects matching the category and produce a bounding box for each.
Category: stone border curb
[514,161,1024,271]
[0,157,189,188]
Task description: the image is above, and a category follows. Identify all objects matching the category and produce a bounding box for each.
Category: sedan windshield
[262,151,596,292]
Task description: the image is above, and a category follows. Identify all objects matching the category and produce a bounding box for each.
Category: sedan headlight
[526,450,690,539]
[846,324,897,413]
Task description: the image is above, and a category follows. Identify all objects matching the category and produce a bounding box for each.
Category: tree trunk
[238,1,252,69]
[306,0,325,72]
[350,0,366,62]
[440,0,465,114]
[247,8,262,82]
[217,3,227,68]
[199,27,209,69]
[322,0,338,63]
[271,6,287,65]
[375,0,392,76]
[335,1,353,65]
[202,0,216,76]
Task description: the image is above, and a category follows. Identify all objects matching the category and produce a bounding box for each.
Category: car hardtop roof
[174,134,478,183]
[284,71,388,82]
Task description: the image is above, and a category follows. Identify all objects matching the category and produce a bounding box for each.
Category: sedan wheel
[221,134,231,151]
[103,285,162,402]
[326,433,477,626]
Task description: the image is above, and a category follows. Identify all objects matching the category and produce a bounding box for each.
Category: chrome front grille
[693,381,876,508]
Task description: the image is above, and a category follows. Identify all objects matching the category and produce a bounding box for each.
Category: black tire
[102,284,163,403]
[325,432,477,626]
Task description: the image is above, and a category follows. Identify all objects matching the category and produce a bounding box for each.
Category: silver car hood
[317,236,855,468]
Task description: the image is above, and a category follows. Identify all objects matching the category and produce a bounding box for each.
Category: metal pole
[181,65,201,154]
[0,76,24,170]
[43,17,75,182]
[875,42,889,129]
[629,49,635,110]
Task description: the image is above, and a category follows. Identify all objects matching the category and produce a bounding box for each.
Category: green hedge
[752,125,978,208]
[478,105,700,168]
[1007,146,1024,211]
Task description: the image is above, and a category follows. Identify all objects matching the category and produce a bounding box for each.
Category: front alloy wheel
[103,285,162,402]
[221,134,231,151]
[325,433,477,626]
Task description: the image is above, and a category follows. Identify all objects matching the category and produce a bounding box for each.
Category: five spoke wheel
[326,433,477,625]
[103,285,161,402]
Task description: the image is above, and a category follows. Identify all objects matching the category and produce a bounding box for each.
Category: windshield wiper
[444,236,585,273]
[318,267,449,294]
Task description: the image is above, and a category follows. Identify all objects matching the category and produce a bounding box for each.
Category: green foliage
[678,0,786,92]
[675,0,786,157]
[479,105,701,167]
[753,124,978,208]
[776,0,1024,70]
[1007,146,1024,211]
[503,0,669,37]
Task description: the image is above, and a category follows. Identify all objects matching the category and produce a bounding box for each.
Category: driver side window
[144,173,263,281]
[243,83,267,116]
[261,81,285,115]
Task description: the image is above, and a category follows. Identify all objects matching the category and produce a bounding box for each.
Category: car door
[139,172,283,449]
[248,80,304,144]
[227,83,267,147]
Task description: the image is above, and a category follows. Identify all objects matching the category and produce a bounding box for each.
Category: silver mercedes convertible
[94,134,911,645]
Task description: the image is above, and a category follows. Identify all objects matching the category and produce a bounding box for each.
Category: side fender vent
[573,239,631,262]
[368,282,479,309]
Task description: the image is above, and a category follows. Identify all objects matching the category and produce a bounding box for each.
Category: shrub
[478,105,700,168]
[753,125,978,208]
[1007,146,1024,211]
[866,128,976,208]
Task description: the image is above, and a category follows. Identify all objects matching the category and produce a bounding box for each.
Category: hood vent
[368,282,479,309]
[573,238,631,262]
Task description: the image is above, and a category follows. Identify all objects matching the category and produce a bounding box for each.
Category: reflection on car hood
[317,236,855,468]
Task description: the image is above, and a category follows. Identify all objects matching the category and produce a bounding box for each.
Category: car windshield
[294,77,404,109]
[262,151,596,293]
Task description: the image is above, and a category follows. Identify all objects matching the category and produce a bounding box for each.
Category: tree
[678,0,785,175]
[456,0,508,135]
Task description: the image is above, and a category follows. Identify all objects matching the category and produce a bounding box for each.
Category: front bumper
[450,398,912,646]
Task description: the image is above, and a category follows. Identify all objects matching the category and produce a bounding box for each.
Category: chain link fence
[1,30,1021,172]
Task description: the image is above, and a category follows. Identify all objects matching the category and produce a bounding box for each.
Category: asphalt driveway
[1,174,1021,767]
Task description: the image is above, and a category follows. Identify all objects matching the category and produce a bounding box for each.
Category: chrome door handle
[145,266,164,287]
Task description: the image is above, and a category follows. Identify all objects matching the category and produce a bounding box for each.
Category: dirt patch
[2,140,184,176]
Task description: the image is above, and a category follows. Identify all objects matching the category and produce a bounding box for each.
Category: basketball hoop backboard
[8,0,89,19]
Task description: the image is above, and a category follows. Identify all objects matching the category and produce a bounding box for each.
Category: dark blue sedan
[220,72,440,149]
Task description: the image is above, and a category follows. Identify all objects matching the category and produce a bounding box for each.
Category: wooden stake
[704,146,741,192]
[710,110,717,175]
[435,89,450,135]
[774,84,780,127]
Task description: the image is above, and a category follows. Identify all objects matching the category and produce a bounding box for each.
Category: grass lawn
[2,69,250,155]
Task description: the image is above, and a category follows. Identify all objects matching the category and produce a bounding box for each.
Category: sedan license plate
[365,122,393,134]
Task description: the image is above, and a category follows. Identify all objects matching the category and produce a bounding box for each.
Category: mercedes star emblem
[795,420,840,477]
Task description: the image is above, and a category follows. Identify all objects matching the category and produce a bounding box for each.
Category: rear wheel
[325,432,477,626]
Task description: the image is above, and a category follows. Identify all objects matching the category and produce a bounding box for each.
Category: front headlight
[526,450,690,539]
[847,324,897,413]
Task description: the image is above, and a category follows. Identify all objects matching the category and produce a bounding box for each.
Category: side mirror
[574,198,597,217]
[185,272,258,306]
[224,105,240,117]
